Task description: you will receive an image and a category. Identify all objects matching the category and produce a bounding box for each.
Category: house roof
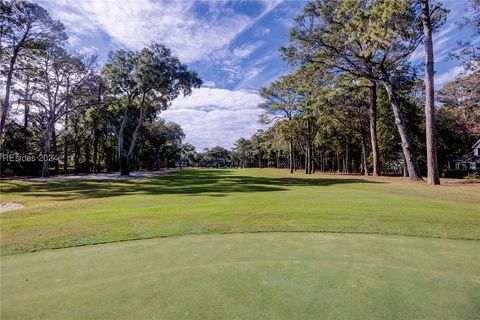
[455,151,480,163]
[473,139,480,150]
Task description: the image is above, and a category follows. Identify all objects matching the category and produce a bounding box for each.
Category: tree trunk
[118,106,130,176]
[0,50,19,141]
[320,152,324,172]
[74,143,80,175]
[93,130,99,174]
[126,94,146,174]
[421,0,440,185]
[85,141,90,174]
[63,132,68,172]
[24,78,30,129]
[324,152,327,172]
[368,80,380,176]
[361,137,368,176]
[52,127,59,175]
[381,79,423,181]
[41,122,53,177]
[345,141,350,173]
[118,137,129,175]
[312,145,315,173]
[119,155,129,175]
[402,152,409,177]
[63,79,70,175]
[336,151,341,173]
[289,136,294,174]
[305,117,313,174]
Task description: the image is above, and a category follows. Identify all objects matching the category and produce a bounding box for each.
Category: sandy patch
[3,169,177,182]
[0,202,24,213]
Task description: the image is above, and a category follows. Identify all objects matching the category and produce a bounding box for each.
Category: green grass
[2,233,479,320]
[1,169,480,319]
[1,168,479,255]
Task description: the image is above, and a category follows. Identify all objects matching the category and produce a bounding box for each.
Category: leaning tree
[0,0,66,140]
[282,0,446,180]
[26,46,94,176]
[101,43,202,175]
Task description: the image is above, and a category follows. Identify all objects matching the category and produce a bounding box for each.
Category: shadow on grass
[1,169,383,201]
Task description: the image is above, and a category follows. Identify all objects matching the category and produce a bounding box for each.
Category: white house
[455,139,480,170]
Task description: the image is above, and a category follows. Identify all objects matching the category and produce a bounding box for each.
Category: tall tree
[233,138,252,168]
[421,0,440,184]
[437,71,480,136]
[324,76,371,175]
[206,146,231,168]
[294,65,327,174]
[27,47,94,176]
[179,142,195,169]
[368,80,380,176]
[102,43,201,175]
[283,0,446,180]
[259,74,302,173]
[0,0,66,140]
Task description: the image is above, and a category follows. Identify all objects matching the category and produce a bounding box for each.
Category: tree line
[1,0,479,179]
[1,0,201,177]
[235,0,479,184]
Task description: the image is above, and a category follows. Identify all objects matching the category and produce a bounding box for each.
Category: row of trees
[237,0,479,183]
[1,0,201,176]
[1,0,478,178]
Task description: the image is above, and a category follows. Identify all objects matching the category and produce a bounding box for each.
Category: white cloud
[67,34,81,46]
[410,23,456,62]
[234,67,265,89]
[170,88,263,111]
[202,81,217,88]
[206,40,266,85]
[435,65,471,89]
[40,0,281,63]
[255,26,271,37]
[36,0,284,149]
[162,88,266,149]
[232,42,264,59]
[79,45,98,56]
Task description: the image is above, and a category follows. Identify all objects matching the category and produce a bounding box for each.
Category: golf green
[2,233,479,319]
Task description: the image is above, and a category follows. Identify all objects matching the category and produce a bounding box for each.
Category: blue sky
[37,0,477,150]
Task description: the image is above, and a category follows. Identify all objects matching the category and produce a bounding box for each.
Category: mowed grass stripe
[1,168,479,254]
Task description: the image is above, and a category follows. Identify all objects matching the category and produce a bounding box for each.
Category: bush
[440,169,469,179]
[464,172,480,180]
[441,169,480,179]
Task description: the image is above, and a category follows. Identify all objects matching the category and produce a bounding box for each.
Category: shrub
[441,169,469,179]
[464,172,480,180]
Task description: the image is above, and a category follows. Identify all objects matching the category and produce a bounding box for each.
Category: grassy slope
[2,233,479,320]
[1,168,479,254]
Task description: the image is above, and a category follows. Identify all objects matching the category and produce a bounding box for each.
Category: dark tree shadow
[1,169,383,201]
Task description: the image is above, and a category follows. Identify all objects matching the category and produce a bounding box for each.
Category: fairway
[2,1,480,318]
[1,169,479,255]
[2,233,479,320]
[2,169,480,319]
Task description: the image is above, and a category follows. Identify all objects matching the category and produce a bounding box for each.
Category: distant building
[455,139,480,170]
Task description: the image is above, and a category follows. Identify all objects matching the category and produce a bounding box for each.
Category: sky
[36,0,477,150]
